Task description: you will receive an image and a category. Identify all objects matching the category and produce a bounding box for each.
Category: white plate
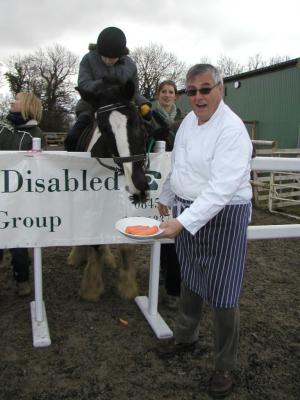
[115,217,163,240]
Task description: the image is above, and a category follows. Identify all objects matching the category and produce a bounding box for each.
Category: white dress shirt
[159,100,253,235]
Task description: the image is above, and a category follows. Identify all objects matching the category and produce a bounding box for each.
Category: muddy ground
[0,207,299,400]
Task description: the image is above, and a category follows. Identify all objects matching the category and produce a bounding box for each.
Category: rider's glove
[139,104,152,121]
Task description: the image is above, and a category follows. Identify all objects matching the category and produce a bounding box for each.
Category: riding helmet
[97,27,127,58]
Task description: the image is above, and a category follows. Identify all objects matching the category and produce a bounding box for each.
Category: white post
[29,138,51,347]
[135,240,173,339]
[33,247,44,322]
[148,241,161,315]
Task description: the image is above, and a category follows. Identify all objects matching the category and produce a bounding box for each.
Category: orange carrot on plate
[125,225,159,236]
[125,225,147,234]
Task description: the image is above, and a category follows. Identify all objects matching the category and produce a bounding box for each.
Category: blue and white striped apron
[173,196,251,308]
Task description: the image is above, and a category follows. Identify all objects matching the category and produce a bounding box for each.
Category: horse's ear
[122,80,135,101]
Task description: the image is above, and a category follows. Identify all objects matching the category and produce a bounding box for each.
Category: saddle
[76,119,97,151]
[64,112,94,152]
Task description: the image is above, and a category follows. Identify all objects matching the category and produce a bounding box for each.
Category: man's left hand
[158,219,183,239]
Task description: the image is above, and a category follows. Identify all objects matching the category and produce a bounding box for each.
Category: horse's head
[77,79,149,204]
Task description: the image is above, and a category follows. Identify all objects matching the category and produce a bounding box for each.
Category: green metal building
[176,58,300,148]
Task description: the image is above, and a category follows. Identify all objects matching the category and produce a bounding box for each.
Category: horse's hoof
[67,255,76,267]
[79,278,104,302]
[79,290,101,302]
[118,282,139,299]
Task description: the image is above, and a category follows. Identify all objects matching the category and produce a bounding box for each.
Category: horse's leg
[67,246,88,267]
[103,245,117,270]
[79,246,105,302]
[117,245,139,299]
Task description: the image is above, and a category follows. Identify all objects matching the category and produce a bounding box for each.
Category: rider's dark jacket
[76,46,148,116]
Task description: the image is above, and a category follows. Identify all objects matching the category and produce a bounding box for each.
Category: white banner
[0,151,171,247]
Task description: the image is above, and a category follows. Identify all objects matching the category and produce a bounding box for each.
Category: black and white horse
[75,79,149,203]
[67,79,149,301]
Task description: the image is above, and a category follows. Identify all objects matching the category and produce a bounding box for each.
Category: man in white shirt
[157,64,253,399]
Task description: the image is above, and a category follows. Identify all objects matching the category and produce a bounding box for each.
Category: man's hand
[159,219,183,239]
[157,202,183,238]
[158,202,170,216]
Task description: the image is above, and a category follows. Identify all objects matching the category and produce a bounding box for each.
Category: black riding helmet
[97,26,128,58]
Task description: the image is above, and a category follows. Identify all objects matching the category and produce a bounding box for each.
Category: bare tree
[216,55,244,77]
[34,45,78,110]
[0,62,4,88]
[268,55,291,65]
[0,93,11,121]
[5,54,40,94]
[131,43,187,99]
[245,53,291,72]
[198,56,213,65]
[246,53,267,71]
[4,44,79,131]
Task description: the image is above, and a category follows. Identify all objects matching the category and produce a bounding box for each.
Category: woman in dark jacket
[0,91,46,297]
[0,92,46,150]
[148,80,183,152]
[149,80,184,307]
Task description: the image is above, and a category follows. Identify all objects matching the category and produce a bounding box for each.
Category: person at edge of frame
[147,79,184,310]
[0,91,46,297]
[64,26,151,151]
[156,63,253,399]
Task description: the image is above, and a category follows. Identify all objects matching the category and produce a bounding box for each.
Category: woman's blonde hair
[18,92,43,123]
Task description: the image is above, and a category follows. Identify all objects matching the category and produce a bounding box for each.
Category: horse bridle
[95,102,148,175]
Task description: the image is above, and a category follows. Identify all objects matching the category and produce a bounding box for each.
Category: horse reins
[96,102,127,114]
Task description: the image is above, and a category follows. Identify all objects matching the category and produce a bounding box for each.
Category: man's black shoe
[155,340,197,359]
[208,370,235,398]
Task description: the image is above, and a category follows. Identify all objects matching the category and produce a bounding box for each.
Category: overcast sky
[0,0,299,88]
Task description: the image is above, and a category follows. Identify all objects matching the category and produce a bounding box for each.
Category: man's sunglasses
[185,82,220,97]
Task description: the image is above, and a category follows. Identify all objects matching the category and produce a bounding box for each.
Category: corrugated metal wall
[176,62,300,148]
[224,66,300,147]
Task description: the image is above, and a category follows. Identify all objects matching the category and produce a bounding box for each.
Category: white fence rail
[251,143,300,218]
[1,152,300,346]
